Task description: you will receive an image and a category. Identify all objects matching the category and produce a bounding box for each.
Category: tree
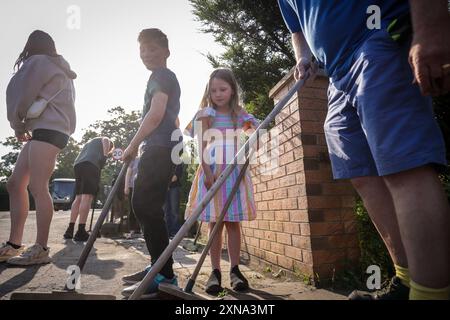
[52,137,81,179]
[190,0,294,120]
[0,136,23,182]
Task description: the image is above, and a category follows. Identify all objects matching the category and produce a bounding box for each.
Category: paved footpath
[0,210,346,300]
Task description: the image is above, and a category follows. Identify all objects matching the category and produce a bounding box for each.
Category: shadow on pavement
[51,240,124,280]
[0,264,43,298]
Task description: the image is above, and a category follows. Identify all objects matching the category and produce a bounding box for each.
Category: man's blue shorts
[324,29,447,180]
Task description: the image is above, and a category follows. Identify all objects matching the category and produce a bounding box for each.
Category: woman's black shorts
[31,129,69,149]
[74,162,101,196]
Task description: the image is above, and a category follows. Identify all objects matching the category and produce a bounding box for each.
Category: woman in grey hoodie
[0,30,77,266]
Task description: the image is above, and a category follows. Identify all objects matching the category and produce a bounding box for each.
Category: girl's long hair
[199,68,243,129]
[14,30,58,71]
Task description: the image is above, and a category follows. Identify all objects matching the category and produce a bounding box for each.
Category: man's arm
[122,92,168,161]
[102,137,111,156]
[409,0,450,96]
[292,32,317,80]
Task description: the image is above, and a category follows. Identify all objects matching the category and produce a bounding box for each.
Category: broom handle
[129,74,310,300]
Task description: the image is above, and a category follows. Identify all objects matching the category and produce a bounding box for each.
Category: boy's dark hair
[138,28,168,49]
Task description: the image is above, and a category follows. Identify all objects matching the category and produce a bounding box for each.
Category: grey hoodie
[6,54,77,136]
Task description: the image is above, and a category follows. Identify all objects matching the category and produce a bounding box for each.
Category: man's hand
[408,1,450,96]
[122,145,138,163]
[409,27,450,96]
[294,57,318,81]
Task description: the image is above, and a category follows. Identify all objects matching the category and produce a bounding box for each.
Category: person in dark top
[121,28,181,298]
[164,163,184,238]
[63,137,114,241]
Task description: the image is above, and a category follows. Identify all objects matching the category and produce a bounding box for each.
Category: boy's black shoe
[205,269,223,295]
[73,229,90,242]
[348,276,409,300]
[230,265,249,291]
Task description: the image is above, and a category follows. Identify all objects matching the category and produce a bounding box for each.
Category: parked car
[50,178,76,211]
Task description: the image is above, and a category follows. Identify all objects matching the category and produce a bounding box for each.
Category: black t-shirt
[142,67,180,148]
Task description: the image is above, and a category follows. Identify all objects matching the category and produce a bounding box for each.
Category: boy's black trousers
[132,145,175,278]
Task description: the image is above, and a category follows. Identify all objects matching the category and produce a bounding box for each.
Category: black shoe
[63,227,74,239]
[348,276,409,300]
[230,265,249,291]
[205,269,223,295]
[122,269,148,285]
[73,229,90,242]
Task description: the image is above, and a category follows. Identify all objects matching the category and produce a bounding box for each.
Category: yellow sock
[394,264,410,288]
[409,280,450,300]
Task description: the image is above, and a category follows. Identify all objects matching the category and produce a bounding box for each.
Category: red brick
[278,256,294,270]
[279,174,297,188]
[269,221,283,232]
[282,198,298,210]
[268,199,282,210]
[301,121,325,134]
[270,242,285,255]
[262,211,275,221]
[302,250,313,265]
[290,210,309,222]
[256,182,267,193]
[283,222,301,235]
[257,201,268,211]
[313,249,347,265]
[309,222,345,236]
[254,193,261,202]
[259,239,271,251]
[308,196,342,209]
[302,145,328,158]
[249,237,260,248]
[276,232,292,245]
[242,227,254,237]
[264,251,278,265]
[344,220,358,233]
[304,170,333,183]
[264,230,277,242]
[273,188,288,200]
[292,235,311,250]
[275,210,290,222]
[254,229,264,239]
[297,196,308,209]
[259,220,270,230]
[279,151,294,166]
[286,161,303,175]
[285,246,303,260]
[267,178,280,190]
[322,183,356,196]
[328,234,359,249]
[299,109,327,122]
[287,186,304,198]
[296,173,306,184]
[300,223,311,236]
[261,191,274,201]
[293,147,304,160]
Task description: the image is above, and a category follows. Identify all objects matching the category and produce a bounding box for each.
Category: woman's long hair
[199,68,243,129]
[14,30,58,71]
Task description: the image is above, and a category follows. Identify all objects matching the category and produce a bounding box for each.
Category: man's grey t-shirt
[142,67,180,149]
[74,137,107,170]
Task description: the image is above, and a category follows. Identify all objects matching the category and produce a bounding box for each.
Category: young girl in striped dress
[185,68,259,295]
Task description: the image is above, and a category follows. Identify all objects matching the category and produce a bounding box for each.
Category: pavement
[0,210,347,300]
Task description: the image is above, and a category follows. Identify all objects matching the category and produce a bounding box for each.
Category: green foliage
[0,136,23,182]
[52,137,80,179]
[190,0,294,119]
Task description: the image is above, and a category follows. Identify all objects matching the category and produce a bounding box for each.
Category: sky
[0,0,224,156]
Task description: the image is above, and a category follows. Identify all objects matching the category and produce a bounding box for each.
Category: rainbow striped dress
[184,106,259,222]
